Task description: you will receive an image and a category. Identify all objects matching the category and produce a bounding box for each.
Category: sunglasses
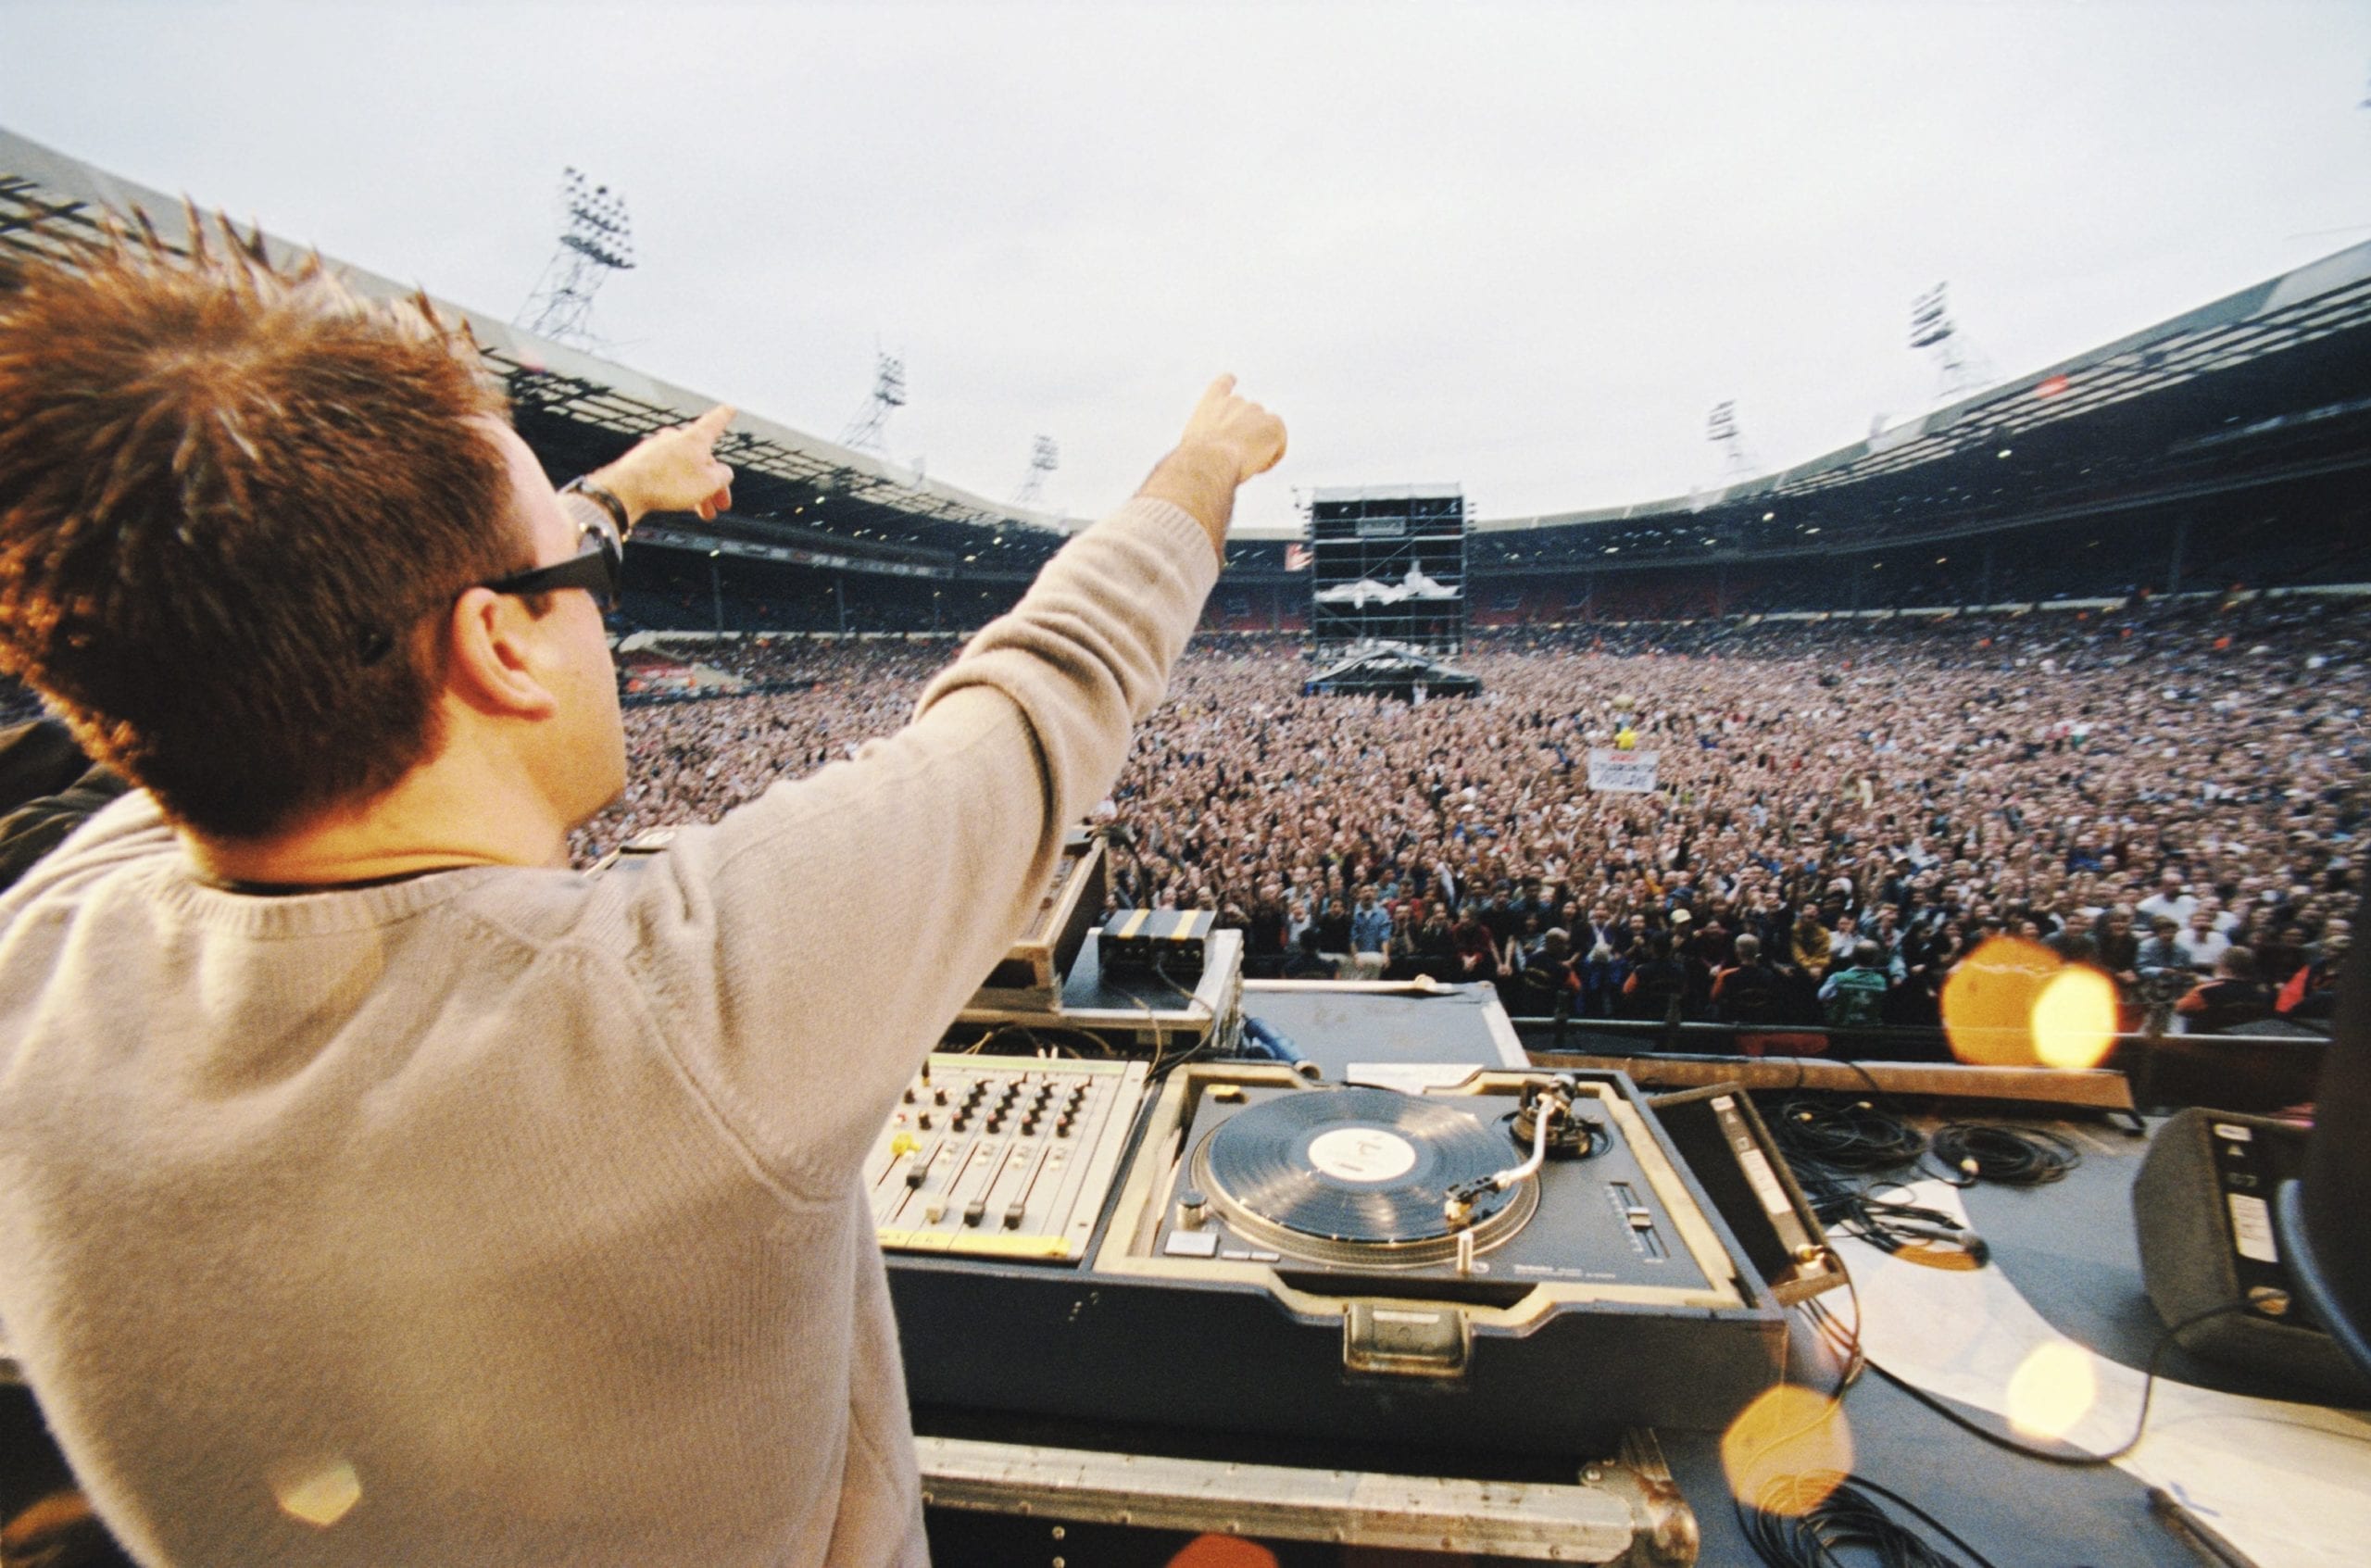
[478,508,623,610]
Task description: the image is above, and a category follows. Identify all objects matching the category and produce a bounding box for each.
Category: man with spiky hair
[0,214,1284,1566]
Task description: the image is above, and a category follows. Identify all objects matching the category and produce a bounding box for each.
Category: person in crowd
[1512,926,1573,1010]
[1622,930,1689,1022]
[1314,893,1353,972]
[2135,870,2197,927]
[2277,925,2349,1019]
[1411,901,1457,980]
[1450,901,1499,981]
[1348,883,1392,980]
[2136,915,2188,975]
[2176,906,2232,974]
[2093,907,2141,985]
[2176,947,2275,1035]
[2255,922,2310,988]
[1820,940,1892,1030]
[0,221,1284,1566]
[1283,926,1336,980]
[1573,939,1625,1018]
[1500,910,1546,976]
[1711,932,1788,1025]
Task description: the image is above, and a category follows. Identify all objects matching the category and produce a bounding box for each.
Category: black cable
[1797,1269,1866,1398]
[1863,1297,2252,1466]
[1106,959,1223,1085]
[1789,1167,1988,1266]
[1840,1475,2013,1568]
[960,1022,1117,1059]
[1927,1123,2081,1187]
[1764,1091,1928,1174]
[1736,1473,2009,1568]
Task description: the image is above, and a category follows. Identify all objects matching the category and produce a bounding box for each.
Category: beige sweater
[0,497,1216,1566]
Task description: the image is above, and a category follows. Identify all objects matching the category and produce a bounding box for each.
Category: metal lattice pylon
[1911,282,1993,403]
[1706,400,1755,479]
[840,353,907,456]
[1013,435,1059,506]
[515,168,634,349]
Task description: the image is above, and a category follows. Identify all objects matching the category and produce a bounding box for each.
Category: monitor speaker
[2133,1107,2368,1399]
[2275,885,2371,1385]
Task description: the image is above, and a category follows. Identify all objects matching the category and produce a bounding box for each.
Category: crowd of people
[571,592,2362,1041]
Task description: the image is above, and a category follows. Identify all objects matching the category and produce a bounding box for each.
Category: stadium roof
[1474,236,2371,556]
[0,126,1080,568]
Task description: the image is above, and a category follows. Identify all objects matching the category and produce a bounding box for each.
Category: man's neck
[181,749,572,887]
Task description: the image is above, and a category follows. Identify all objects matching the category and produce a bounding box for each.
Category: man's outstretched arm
[1135,374,1288,555]
[617,378,1285,1192]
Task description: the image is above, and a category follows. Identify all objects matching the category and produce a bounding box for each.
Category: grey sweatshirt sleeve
[615,496,1218,1195]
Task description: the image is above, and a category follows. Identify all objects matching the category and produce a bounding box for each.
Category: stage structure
[1301,641,1481,702]
[1306,485,1468,657]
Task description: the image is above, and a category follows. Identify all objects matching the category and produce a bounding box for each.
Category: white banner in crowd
[1587,749,1661,794]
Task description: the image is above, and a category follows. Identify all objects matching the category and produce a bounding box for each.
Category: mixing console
[867,1054,1148,1261]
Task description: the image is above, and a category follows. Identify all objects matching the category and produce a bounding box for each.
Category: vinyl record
[1194,1086,1536,1264]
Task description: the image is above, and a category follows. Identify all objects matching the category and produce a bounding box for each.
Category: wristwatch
[559,476,632,538]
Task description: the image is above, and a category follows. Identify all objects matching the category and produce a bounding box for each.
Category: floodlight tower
[1911,282,1991,402]
[1013,435,1059,506]
[516,168,635,348]
[840,353,907,456]
[1707,401,1754,478]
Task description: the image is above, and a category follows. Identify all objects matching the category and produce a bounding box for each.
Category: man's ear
[444,588,560,721]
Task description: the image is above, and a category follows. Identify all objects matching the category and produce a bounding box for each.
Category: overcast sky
[6,0,2367,531]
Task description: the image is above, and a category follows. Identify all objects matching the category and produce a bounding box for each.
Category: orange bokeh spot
[1940,936,2121,1070]
[1938,936,2060,1066]
[1721,1385,1852,1516]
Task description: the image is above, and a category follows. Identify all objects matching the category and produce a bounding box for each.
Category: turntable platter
[1192,1086,1536,1264]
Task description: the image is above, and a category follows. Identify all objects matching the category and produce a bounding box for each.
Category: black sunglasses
[478,510,623,610]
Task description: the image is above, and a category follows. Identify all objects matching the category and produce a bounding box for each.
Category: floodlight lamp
[1998,448,2013,458]
[1763,511,1775,521]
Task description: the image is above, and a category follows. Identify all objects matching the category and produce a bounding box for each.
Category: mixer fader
[866,1054,1148,1261]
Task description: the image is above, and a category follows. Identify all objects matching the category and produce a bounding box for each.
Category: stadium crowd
[571,590,2365,1042]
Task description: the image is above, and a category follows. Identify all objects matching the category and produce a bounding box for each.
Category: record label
[1307,1127,1418,1184]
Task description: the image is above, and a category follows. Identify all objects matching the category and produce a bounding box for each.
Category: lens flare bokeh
[2005,1340,2099,1440]
[268,1456,361,1529]
[1939,935,2116,1070]
[1721,1385,1853,1516]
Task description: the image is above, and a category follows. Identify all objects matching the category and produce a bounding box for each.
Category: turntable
[1177,1085,1543,1269]
[887,1062,1788,1451]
